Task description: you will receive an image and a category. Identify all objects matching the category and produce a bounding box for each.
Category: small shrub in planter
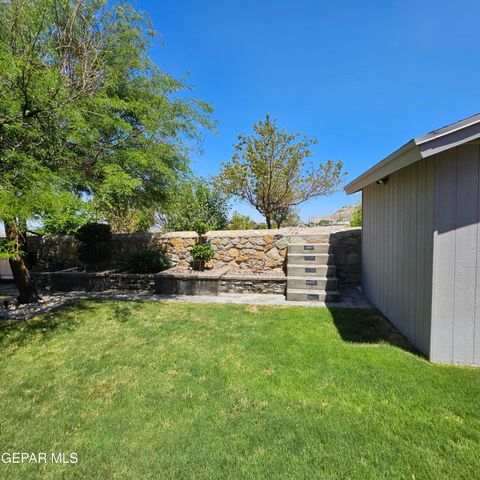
[75,223,112,270]
[127,249,171,273]
[190,243,215,271]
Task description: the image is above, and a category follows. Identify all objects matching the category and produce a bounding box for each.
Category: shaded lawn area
[0,301,479,479]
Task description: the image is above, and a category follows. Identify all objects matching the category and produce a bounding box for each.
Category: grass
[0,300,479,479]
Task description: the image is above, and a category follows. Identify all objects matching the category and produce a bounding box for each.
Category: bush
[75,223,112,268]
[228,212,255,230]
[75,223,112,244]
[162,177,229,232]
[190,243,215,271]
[350,204,362,227]
[127,249,171,273]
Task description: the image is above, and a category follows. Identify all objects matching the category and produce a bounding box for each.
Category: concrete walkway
[152,287,370,308]
[0,283,371,320]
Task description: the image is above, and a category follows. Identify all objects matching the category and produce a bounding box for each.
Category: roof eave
[344,114,480,195]
[344,140,419,194]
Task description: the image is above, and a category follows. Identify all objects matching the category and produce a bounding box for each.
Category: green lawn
[0,301,479,479]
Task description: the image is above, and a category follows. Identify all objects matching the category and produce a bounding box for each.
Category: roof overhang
[345,113,480,194]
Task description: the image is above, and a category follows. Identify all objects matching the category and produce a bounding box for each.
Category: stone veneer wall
[26,227,361,286]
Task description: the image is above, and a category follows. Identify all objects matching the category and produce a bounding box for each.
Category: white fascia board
[345,115,480,195]
[344,140,420,194]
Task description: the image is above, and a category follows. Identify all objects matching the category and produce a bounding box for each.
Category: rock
[346,252,361,265]
[265,248,279,260]
[265,258,279,268]
[274,237,288,249]
[335,251,347,266]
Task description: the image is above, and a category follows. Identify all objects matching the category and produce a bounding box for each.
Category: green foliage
[350,204,362,227]
[0,0,214,248]
[75,223,112,245]
[272,207,301,228]
[162,177,228,232]
[75,223,112,268]
[228,212,256,230]
[192,221,209,236]
[216,114,345,228]
[0,238,17,260]
[190,242,215,270]
[41,193,95,235]
[127,249,171,273]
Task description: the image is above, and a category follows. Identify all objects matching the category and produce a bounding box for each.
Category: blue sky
[137,0,480,221]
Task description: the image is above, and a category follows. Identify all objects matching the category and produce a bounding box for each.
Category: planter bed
[154,266,230,296]
[221,270,286,295]
[109,273,155,291]
[155,266,286,296]
[31,269,115,292]
[31,266,287,296]
[31,269,154,292]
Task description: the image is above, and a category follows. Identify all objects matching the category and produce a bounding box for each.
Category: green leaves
[216,114,346,228]
[0,0,214,249]
[190,242,215,271]
[350,203,362,227]
[162,177,229,233]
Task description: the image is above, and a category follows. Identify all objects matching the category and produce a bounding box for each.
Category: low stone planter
[32,270,113,292]
[154,266,230,296]
[32,270,154,292]
[31,266,288,296]
[109,273,154,291]
[221,272,286,295]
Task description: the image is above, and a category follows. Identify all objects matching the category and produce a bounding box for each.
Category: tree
[272,207,301,228]
[216,114,345,228]
[0,0,213,302]
[161,177,228,232]
[350,203,362,227]
[228,212,255,230]
[41,193,94,235]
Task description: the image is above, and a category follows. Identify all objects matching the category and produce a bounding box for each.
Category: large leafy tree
[0,0,213,302]
[216,114,345,228]
[160,177,229,232]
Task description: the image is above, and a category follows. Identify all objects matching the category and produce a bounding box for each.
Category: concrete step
[288,234,330,244]
[287,264,336,277]
[286,288,340,302]
[287,276,337,290]
[287,253,334,265]
[288,243,331,254]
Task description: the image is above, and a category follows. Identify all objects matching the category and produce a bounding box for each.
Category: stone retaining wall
[221,274,286,295]
[31,269,286,295]
[26,227,361,286]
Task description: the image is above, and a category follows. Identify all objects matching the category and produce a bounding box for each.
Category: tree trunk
[4,220,39,304]
[265,215,272,229]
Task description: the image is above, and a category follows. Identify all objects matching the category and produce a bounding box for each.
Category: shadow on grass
[328,307,421,356]
[0,297,154,354]
[0,301,92,353]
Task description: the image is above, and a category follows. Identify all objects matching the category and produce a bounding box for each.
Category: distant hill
[307,205,355,226]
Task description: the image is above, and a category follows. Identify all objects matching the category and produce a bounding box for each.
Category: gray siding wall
[362,158,435,356]
[431,144,480,365]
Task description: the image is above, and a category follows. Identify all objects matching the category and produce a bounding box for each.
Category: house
[0,259,13,280]
[345,113,480,366]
